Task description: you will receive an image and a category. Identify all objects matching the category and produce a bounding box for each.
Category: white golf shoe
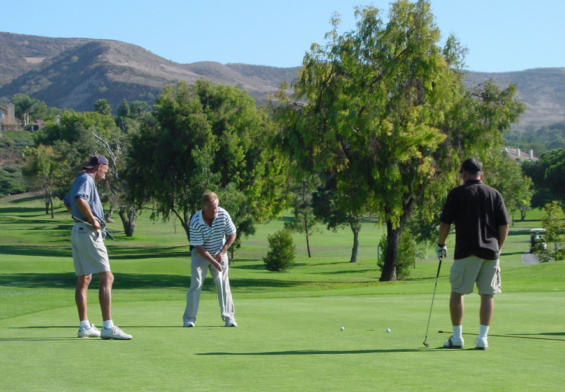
[475,337,489,350]
[183,321,195,327]
[443,335,464,349]
[225,319,238,327]
[101,326,132,340]
[77,323,101,338]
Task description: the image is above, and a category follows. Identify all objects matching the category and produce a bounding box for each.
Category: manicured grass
[1,195,564,391]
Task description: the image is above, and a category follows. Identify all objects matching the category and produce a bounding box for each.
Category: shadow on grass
[0,245,71,258]
[0,273,309,290]
[0,337,78,342]
[0,244,190,260]
[198,348,421,356]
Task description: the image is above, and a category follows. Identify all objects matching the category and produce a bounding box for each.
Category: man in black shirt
[437,158,510,350]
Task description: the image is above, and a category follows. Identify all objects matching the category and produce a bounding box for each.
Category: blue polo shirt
[63,172,105,224]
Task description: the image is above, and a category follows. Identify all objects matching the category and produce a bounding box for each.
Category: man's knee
[98,271,114,287]
[76,274,92,287]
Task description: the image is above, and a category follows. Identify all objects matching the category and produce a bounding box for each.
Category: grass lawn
[1,195,564,391]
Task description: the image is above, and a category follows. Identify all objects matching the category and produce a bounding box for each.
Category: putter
[214,251,227,320]
[72,216,114,240]
[423,256,443,348]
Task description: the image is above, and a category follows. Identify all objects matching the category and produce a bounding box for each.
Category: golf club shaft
[438,330,565,342]
[423,257,443,347]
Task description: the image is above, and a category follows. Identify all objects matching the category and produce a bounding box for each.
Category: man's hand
[435,244,447,260]
[211,258,223,272]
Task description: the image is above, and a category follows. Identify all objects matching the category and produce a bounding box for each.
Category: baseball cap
[460,158,483,173]
[83,154,109,170]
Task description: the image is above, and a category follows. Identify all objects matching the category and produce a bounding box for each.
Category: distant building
[0,103,20,130]
[503,147,538,162]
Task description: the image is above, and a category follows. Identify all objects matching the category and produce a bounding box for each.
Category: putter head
[423,341,430,348]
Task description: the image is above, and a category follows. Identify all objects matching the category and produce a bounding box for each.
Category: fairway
[1,195,564,391]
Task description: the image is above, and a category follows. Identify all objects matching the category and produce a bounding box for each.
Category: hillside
[0,32,563,129]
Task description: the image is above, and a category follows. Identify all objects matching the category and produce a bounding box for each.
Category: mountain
[1,32,564,130]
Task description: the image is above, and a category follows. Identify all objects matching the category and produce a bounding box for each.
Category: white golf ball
[386,328,391,333]
[340,326,345,331]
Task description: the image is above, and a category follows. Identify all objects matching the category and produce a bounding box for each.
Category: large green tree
[521,148,565,209]
[273,1,524,281]
[126,80,288,244]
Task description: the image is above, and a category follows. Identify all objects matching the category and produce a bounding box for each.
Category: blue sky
[2,0,564,72]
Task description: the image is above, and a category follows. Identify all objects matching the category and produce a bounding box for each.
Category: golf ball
[386,328,391,333]
[340,326,345,331]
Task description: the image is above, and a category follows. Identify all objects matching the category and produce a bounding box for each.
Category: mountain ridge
[1,32,563,130]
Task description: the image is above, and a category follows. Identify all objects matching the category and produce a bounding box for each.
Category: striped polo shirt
[189,207,236,254]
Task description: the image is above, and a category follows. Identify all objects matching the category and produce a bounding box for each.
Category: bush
[263,229,296,272]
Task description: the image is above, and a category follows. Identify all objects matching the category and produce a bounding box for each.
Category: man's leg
[444,291,465,347]
[480,294,494,326]
[76,274,92,321]
[210,255,235,325]
[183,252,207,325]
[98,271,114,322]
[450,291,464,326]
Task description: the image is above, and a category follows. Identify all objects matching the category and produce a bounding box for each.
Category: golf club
[423,256,443,348]
[214,250,227,320]
[72,216,114,240]
[438,330,565,342]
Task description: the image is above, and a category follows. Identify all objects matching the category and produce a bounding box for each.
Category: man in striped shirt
[183,192,237,327]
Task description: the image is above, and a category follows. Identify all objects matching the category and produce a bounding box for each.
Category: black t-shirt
[440,180,510,260]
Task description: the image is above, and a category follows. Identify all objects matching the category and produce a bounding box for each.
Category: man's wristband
[219,248,227,254]
[437,243,445,247]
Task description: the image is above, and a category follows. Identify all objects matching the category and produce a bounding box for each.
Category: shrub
[263,229,296,272]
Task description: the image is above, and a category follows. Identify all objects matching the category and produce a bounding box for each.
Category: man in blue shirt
[64,155,132,340]
[183,192,237,327]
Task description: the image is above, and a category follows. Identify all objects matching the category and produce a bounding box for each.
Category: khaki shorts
[450,255,501,295]
[71,222,110,276]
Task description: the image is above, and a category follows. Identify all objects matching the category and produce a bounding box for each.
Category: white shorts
[450,255,501,295]
[71,222,110,276]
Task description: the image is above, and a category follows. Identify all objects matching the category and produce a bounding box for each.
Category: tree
[539,201,565,262]
[284,176,319,258]
[126,80,288,244]
[11,94,50,127]
[522,149,565,209]
[312,174,363,262]
[485,154,534,222]
[21,145,66,218]
[272,1,524,281]
[219,182,256,260]
[94,99,112,116]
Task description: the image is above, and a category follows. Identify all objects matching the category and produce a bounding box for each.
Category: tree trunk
[379,221,401,281]
[303,211,312,258]
[350,222,360,263]
[305,229,312,258]
[49,196,54,219]
[118,206,138,237]
[105,206,115,223]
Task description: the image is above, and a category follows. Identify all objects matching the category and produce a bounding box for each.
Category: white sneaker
[443,335,464,349]
[183,321,195,327]
[225,319,238,327]
[77,323,100,338]
[101,326,132,340]
[475,337,489,350]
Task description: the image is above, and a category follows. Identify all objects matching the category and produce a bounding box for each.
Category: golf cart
[530,228,547,253]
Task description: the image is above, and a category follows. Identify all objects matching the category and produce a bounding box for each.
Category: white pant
[183,250,235,324]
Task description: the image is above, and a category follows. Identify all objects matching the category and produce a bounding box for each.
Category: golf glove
[435,244,447,259]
